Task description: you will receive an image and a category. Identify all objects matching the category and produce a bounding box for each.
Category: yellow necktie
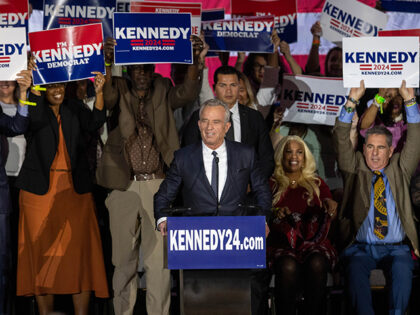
[373,171,388,239]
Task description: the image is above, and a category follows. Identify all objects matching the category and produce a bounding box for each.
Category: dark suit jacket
[154,140,272,221]
[182,104,274,179]
[16,94,106,195]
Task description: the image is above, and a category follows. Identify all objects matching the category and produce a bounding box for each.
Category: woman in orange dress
[16,72,108,315]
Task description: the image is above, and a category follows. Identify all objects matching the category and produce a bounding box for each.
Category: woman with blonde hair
[238,71,258,110]
[268,135,337,315]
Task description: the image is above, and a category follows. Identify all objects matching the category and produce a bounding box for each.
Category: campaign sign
[202,16,275,53]
[0,0,28,29]
[43,0,115,39]
[320,0,388,43]
[131,1,201,36]
[202,8,224,57]
[113,12,192,65]
[231,0,297,43]
[167,216,266,270]
[280,74,347,126]
[116,0,129,12]
[0,28,27,81]
[343,37,419,88]
[381,0,420,13]
[29,23,105,85]
[379,29,420,43]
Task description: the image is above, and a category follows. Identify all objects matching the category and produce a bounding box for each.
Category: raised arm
[305,21,322,75]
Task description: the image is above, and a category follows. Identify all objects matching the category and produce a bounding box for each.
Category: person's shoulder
[226,139,254,153]
[238,103,265,120]
[174,142,201,158]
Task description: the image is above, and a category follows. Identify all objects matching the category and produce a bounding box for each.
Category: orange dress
[17,116,108,297]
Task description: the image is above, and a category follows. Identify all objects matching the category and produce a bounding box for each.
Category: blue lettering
[326,94,334,105]
[295,91,303,101]
[388,52,397,63]
[303,92,313,103]
[363,23,373,34]
[331,6,338,18]
[366,52,375,63]
[377,52,387,63]
[356,52,364,63]
[398,52,408,63]
[354,18,363,31]
[323,2,332,14]
[0,43,24,56]
[345,52,355,63]
[336,96,346,106]
[344,13,356,27]
[314,93,325,104]
[408,52,418,63]
[337,10,347,24]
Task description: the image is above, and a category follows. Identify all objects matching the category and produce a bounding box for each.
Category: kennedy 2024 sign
[231,0,297,43]
[343,37,419,88]
[0,0,28,29]
[43,0,115,39]
[29,23,105,85]
[280,74,348,126]
[113,12,192,65]
[0,28,27,81]
[320,0,388,43]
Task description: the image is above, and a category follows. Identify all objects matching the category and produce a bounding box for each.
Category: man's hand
[158,221,167,236]
[399,80,415,102]
[104,37,116,65]
[347,80,365,108]
[311,21,322,38]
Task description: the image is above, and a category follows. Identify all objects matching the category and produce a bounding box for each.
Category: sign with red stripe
[0,27,27,80]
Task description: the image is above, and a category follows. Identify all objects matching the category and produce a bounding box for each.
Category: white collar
[202,140,226,155]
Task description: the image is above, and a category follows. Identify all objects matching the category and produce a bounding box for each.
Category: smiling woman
[15,71,109,315]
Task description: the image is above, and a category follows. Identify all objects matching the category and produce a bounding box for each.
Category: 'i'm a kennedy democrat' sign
[0,28,27,81]
[320,0,388,43]
[343,37,419,88]
[113,12,192,65]
[43,0,116,39]
[202,16,275,53]
[167,216,266,270]
[29,23,105,85]
[0,0,28,29]
[231,0,297,44]
[280,74,347,126]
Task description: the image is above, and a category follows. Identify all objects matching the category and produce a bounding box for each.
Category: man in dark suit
[154,98,271,235]
[334,80,420,315]
[182,66,274,179]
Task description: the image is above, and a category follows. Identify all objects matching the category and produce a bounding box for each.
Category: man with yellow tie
[333,80,420,315]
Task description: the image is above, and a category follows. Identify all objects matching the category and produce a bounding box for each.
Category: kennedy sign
[343,37,419,88]
[0,27,27,81]
[167,216,266,269]
[320,0,388,43]
[0,0,28,29]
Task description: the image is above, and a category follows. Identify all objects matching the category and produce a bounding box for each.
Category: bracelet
[31,85,46,91]
[348,97,360,106]
[105,61,112,67]
[374,94,385,105]
[19,99,37,106]
[312,39,320,46]
[404,97,416,106]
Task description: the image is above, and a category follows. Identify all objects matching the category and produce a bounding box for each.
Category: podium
[166,216,266,315]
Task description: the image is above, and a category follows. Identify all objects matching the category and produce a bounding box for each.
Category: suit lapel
[220,141,234,202]
[238,105,248,143]
[60,103,73,163]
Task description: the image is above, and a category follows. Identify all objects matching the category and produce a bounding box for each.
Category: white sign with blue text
[167,216,266,270]
[320,0,388,43]
[343,37,419,88]
[0,27,27,81]
[280,74,348,126]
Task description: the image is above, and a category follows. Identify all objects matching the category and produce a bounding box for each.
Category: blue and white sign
[343,37,419,88]
[167,216,266,270]
[43,0,116,39]
[113,12,193,65]
[0,27,27,81]
[381,0,420,13]
[202,8,224,57]
[280,74,348,126]
[202,15,275,53]
[320,0,388,43]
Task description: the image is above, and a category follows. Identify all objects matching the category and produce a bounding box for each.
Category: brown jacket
[96,74,201,190]
[333,119,420,256]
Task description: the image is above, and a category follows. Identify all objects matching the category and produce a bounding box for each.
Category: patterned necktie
[226,111,235,141]
[211,151,219,200]
[373,171,388,239]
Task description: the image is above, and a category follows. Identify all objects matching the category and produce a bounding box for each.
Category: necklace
[290,180,296,185]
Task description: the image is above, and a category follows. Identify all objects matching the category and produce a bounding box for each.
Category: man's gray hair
[199,99,231,123]
[365,125,393,147]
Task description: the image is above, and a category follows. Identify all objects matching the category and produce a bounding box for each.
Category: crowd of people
[1,6,420,315]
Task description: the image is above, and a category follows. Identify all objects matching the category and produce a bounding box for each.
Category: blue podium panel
[167,216,266,270]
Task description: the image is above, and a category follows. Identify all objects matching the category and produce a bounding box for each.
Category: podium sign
[167,216,266,269]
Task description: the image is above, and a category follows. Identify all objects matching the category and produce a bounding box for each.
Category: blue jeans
[342,243,413,315]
